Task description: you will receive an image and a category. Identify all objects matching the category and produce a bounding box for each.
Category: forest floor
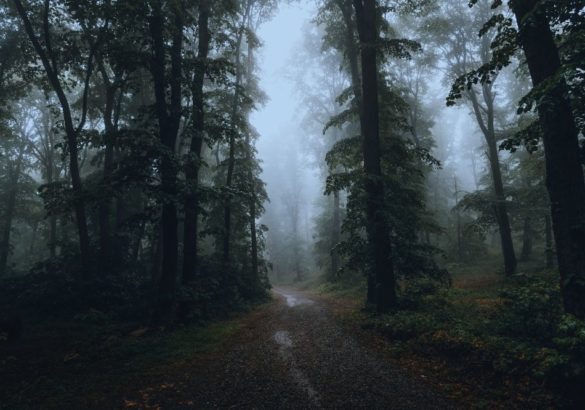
[2,287,457,410]
[314,269,567,410]
[118,287,456,409]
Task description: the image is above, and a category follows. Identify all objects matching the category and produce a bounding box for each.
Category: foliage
[354,271,585,406]
[494,275,563,340]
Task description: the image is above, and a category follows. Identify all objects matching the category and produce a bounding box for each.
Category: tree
[434,0,517,275]
[183,0,211,285]
[147,0,185,324]
[352,0,397,311]
[511,0,585,318]
[461,0,585,318]
[12,0,100,271]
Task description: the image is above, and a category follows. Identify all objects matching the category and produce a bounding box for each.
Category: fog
[251,1,488,284]
[251,2,321,282]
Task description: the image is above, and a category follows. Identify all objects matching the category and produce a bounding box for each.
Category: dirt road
[124,288,455,409]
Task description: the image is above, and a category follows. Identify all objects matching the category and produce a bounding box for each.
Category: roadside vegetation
[318,261,585,408]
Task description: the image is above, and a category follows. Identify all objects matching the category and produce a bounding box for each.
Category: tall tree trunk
[49,214,57,258]
[29,220,38,255]
[513,0,585,319]
[46,152,57,258]
[331,190,341,279]
[545,213,554,269]
[353,0,397,312]
[453,177,463,260]
[183,0,211,285]
[521,216,533,260]
[0,149,24,276]
[224,5,250,264]
[245,40,259,290]
[132,220,145,264]
[149,2,183,324]
[98,84,116,267]
[338,0,376,300]
[469,87,517,275]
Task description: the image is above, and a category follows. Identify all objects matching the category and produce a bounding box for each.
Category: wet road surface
[125,287,455,409]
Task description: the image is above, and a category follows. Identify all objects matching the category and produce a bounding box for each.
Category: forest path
[125,287,454,409]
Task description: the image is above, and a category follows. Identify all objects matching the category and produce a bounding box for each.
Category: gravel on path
[123,287,457,410]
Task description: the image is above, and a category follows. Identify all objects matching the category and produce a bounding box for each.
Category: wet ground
[124,288,455,409]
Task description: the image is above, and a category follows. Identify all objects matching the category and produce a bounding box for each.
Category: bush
[536,315,585,384]
[0,252,151,322]
[399,277,447,309]
[493,275,563,342]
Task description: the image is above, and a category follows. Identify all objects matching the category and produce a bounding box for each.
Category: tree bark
[454,177,463,260]
[513,0,585,318]
[149,1,183,324]
[0,148,24,276]
[245,38,259,290]
[468,86,517,275]
[353,0,397,312]
[223,3,251,264]
[331,190,341,279]
[545,213,554,269]
[338,0,373,297]
[183,0,211,285]
[521,216,533,260]
[98,77,116,267]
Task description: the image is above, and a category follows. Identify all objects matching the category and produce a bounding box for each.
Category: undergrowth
[327,271,585,408]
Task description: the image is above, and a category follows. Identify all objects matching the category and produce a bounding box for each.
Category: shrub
[399,277,447,309]
[493,275,563,342]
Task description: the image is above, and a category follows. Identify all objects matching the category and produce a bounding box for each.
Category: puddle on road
[273,330,293,348]
[272,330,322,408]
[274,289,314,307]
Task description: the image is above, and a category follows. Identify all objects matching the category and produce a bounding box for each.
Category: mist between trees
[1,1,584,401]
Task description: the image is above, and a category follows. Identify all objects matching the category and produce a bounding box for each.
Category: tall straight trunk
[13,0,91,271]
[45,148,57,258]
[469,87,517,275]
[0,149,24,276]
[248,175,259,285]
[521,216,533,260]
[150,223,163,283]
[353,0,397,312]
[294,217,302,282]
[545,214,554,269]
[49,214,57,258]
[513,0,585,318]
[98,84,116,266]
[245,41,259,288]
[224,5,250,264]
[41,104,58,258]
[331,190,341,279]
[149,2,183,324]
[454,177,463,260]
[338,0,376,299]
[183,0,211,285]
[29,220,38,255]
[132,220,145,264]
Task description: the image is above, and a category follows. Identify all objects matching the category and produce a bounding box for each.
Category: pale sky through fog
[251,1,321,238]
[251,3,314,150]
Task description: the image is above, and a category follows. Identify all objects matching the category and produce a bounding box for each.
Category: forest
[1,0,584,408]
